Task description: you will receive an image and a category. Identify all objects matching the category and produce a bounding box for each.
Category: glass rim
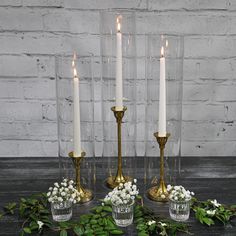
[169,197,192,203]
[146,32,184,39]
[111,198,135,207]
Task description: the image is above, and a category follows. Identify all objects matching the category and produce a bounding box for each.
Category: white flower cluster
[210,199,221,208]
[37,220,44,229]
[167,185,194,201]
[47,178,80,204]
[206,209,216,216]
[205,199,221,216]
[104,179,139,205]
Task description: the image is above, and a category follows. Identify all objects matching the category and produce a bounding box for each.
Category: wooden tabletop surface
[0,156,236,235]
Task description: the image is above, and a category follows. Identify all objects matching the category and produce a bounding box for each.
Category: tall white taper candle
[115,17,123,111]
[73,62,82,156]
[158,46,166,137]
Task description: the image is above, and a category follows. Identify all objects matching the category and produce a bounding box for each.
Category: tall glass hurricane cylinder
[100,10,137,183]
[56,54,95,193]
[145,34,184,185]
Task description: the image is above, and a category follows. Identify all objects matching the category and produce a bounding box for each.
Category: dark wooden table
[0,156,236,235]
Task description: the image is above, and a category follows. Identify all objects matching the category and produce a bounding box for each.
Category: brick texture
[0,0,235,156]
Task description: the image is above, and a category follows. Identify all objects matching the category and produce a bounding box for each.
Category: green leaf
[23,227,32,234]
[60,229,67,236]
[73,226,83,235]
[95,206,103,213]
[102,206,112,212]
[80,214,91,224]
[29,221,38,231]
[202,217,214,226]
[110,229,124,235]
[90,219,98,224]
[4,202,17,214]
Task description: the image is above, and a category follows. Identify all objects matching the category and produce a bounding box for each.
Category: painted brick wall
[0,0,236,156]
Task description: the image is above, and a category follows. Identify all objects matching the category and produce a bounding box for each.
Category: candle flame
[165,40,168,48]
[73,67,77,78]
[117,22,121,32]
[72,52,76,68]
[117,16,121,32]
[161,46,164,57]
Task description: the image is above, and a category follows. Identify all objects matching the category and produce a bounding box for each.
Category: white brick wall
[0,0,235,156]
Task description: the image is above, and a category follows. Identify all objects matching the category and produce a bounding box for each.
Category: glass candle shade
[100,10,137,181]
[145,34,184,185]
[56,54,95,194]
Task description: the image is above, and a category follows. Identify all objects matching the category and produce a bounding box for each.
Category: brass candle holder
[147,132,170,202]
[106,106,132,189]
[69,151,93,203]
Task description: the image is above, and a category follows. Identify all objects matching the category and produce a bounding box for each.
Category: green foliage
[1,192,236,235]
[134,203,190,236]
[192,199,235,226]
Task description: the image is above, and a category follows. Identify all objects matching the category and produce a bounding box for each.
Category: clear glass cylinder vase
[56,54,95,194]
[100,10,137,183]
[145,34,184,185]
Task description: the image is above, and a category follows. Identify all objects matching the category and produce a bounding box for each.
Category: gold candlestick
[69,151,93,203]
[106,106,132,189]
[147,132,170,202]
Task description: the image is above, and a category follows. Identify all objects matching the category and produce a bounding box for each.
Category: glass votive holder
[169,197,191,222]
[112,199,134,227]
[51,200,72,222]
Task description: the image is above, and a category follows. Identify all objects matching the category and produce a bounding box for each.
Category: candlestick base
[147,132,170,202]
[69,151,93,203]
[106,175,133,189]
[147,180,169,202]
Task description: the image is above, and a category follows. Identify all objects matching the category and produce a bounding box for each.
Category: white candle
[115,17,123,111]
[72,62,81,156]
[158,46,166,137]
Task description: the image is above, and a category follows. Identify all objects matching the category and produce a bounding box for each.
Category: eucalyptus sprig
[192,198,236,226]
[0,194,123,236]
[0,193,52,235]
[134,200,190,236]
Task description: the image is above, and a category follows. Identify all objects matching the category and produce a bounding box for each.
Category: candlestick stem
[147,132,170,202]
[69,151,93,203]
[106,106,132,188]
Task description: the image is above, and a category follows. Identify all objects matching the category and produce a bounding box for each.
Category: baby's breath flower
[47,178,80,204]
[158,222,167,227]
[168,185,194,201]
[104,180,139,205]
[210,199,221,208]
[206,209,216,216]
[37,220,44,229]
[147,220,156,225]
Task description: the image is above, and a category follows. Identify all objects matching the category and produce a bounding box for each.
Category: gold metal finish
[106,106,132,189]
[69,151,93,203]
[147,132,170,202]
